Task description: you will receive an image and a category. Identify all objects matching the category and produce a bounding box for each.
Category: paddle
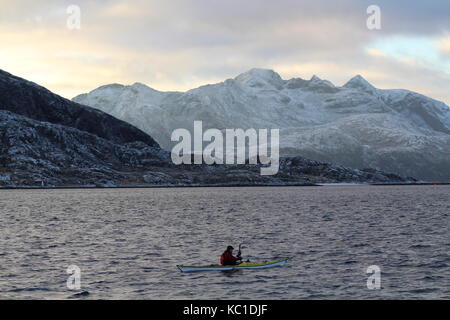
[237,243,245,264]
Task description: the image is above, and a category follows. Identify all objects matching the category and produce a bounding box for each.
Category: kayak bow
[177,258,290,273]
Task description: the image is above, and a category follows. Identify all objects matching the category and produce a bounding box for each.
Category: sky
[1,0,450,105]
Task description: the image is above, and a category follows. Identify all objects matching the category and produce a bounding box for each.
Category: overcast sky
[1,0,449,104]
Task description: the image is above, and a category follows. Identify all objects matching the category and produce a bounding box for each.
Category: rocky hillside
[0,70,157,146]
[0,109,168,186]
[74,68,450,181]
[0,69,414,187]
[0,109,412,186]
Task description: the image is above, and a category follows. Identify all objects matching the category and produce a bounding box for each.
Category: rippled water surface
[0,185,449,299]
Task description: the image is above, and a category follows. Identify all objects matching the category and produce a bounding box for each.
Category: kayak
[177,258,290,273]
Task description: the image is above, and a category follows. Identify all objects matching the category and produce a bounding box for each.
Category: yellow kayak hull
[177,258,290,272]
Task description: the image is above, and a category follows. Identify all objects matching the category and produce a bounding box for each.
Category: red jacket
[220,251,240,266]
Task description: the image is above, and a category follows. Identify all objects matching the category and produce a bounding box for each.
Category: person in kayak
[220,245,242,265]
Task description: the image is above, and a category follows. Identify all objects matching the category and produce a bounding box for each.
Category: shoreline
[0,182,448,190]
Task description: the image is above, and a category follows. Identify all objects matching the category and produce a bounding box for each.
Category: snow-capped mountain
[73,68,450,181]
[0,69,411,187]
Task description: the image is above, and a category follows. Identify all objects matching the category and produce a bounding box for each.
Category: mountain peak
[130,82,160,93]
[344,75,375,91]
[96,83,125,91]
[234,68,284,89]
[237,68,281,79]
[131,82,148,88]
[309,75,335,86]
[306,75,337,93]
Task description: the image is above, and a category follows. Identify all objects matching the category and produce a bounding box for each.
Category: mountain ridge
[73,68,450,181]
[0,69,159,147]
[0,68,415,186]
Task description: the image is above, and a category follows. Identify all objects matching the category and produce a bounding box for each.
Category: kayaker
[220,245,242,266]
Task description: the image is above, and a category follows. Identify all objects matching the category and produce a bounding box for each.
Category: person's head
[226,245,234,253]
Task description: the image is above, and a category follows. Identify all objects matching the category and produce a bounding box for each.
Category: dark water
[0,185,449,299]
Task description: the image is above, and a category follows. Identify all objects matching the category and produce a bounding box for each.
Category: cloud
[439,36,450,57]
[0,0,449,106]
[100,2,152,18]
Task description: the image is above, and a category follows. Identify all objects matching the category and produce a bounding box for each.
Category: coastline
[1,181,447,190]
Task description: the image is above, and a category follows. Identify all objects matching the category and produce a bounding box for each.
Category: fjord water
[0,185,448,299]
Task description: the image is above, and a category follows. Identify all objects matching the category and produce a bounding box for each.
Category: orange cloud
[439,36,450,56]
[100,2,153,18]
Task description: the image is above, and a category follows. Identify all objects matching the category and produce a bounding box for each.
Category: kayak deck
[177,258,289,273]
